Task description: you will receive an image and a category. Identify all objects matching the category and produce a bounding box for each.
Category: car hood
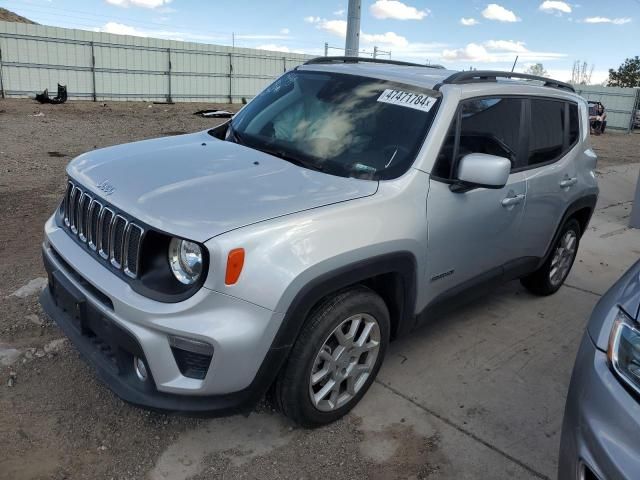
[588,259,640,350]
[67,131,378,242]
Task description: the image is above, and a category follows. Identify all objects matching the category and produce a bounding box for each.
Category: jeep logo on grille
[96,180,115,196]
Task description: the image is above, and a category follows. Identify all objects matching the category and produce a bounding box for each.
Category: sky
[1,0,638,84]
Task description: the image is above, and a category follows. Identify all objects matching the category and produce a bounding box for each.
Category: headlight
[608,308,640,395]
[168,238,203,285]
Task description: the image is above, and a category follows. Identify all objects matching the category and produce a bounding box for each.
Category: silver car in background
[559,259,640,480]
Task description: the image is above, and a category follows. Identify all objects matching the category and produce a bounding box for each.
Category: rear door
[425,97,527,305]
[518,98,580,259]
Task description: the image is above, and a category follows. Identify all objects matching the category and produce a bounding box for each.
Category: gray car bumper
[558,332,640,480]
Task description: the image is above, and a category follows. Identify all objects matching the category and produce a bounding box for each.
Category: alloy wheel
[549,230,578,287]
[308,313,381,412]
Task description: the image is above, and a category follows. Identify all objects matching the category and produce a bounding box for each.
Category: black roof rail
[436,70,575,92]
[303,56,446,69]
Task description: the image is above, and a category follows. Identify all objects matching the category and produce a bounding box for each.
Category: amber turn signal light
[225,248,245,285]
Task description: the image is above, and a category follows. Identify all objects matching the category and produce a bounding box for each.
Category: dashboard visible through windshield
[223,69,441,180]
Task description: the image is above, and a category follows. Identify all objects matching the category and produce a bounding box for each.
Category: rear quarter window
[568,103,579,145]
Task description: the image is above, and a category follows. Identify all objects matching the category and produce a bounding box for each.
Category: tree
[608,56,640,87]
[524,63,548,77]
[571,60,594,85]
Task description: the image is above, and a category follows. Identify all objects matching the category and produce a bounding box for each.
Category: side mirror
[452,153,510,192]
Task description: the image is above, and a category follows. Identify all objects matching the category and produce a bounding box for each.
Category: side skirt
[413,256,540,329]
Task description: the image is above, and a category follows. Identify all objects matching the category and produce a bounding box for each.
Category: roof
[299,62,456,91]
[299,57,576,95]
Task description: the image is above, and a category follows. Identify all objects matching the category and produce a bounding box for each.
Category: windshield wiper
[255,145,325,172]
[226,125,324,172]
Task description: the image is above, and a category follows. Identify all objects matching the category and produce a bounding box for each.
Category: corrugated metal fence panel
[0,22,94,98]
[575,85,640,131]
[0,20,313,102]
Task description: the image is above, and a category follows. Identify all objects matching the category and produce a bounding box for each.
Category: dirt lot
[0,99,638,480]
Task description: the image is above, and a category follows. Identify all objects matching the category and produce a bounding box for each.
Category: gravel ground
[0,99,638,480]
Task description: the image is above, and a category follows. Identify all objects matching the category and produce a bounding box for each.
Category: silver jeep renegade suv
[40,57,598,426]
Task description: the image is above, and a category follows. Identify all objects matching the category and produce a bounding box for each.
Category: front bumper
[558,332,640,479]
[40,215,288,413]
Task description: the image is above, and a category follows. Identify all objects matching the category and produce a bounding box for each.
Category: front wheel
[275,286,390,427]
[521,218,581,296]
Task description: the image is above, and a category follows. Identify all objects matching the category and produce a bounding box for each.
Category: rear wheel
[521,218,581,296]
[275,286,390,427]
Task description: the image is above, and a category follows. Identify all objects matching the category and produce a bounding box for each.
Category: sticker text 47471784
[377,89,438,113]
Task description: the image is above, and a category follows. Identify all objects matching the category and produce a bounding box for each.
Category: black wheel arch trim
[271,251,419,351]
[236,251,418,409]
[539,193,597,268]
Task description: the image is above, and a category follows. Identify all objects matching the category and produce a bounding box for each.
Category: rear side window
[433,97,523,179]
[528,99,565,166]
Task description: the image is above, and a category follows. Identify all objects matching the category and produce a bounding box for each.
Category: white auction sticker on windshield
[377,89,437,113]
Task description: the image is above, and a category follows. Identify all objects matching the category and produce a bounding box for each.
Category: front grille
[110,215,127,268]
[62,180,144,279]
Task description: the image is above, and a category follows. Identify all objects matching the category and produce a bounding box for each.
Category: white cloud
[441,40,566,63]
[280,28,290,35]
[255,44,310,54]
[460,17,479,26]
[306,16,409,48]
[443,43,493,62]
[317,19,348,36]
[304,16,321,23]
[370,0,429,20]
[256,44,290,53]
[235,33,290,40]
[333,8,345,16]
[539,1,572,14]
[361,31,408,47]
[485,40,527,53]
[481,4,521,22]
[105,0,172,8]
[381,42,448,60]
[95,21,226,43]
[582,16,632,24]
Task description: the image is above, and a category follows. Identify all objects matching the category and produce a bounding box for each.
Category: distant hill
[0,7,36,24]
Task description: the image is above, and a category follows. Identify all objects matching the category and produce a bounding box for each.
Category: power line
[0,1,236,38]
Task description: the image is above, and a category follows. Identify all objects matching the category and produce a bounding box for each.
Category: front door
[424,96,528,307]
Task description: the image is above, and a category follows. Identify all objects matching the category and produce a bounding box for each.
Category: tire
[521,218,581,296]
[275,286,390,427]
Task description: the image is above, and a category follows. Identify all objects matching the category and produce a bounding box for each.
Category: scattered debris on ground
[6,370,17,387]
[193,109,233,118]
[0,345,21,366]
[9,277,47,299]
[34,84,68,104]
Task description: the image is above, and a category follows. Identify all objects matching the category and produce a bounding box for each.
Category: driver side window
[433,97,523,179]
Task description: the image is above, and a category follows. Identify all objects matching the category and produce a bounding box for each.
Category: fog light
[134,356,148,381]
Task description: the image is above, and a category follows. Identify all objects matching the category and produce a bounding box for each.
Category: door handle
[501,193,525,207]
[560,177,578,188]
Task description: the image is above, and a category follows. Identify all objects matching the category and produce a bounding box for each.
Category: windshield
[226,70,441,180]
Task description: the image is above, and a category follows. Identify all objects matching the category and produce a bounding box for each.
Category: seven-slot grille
[63,181,144,278]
